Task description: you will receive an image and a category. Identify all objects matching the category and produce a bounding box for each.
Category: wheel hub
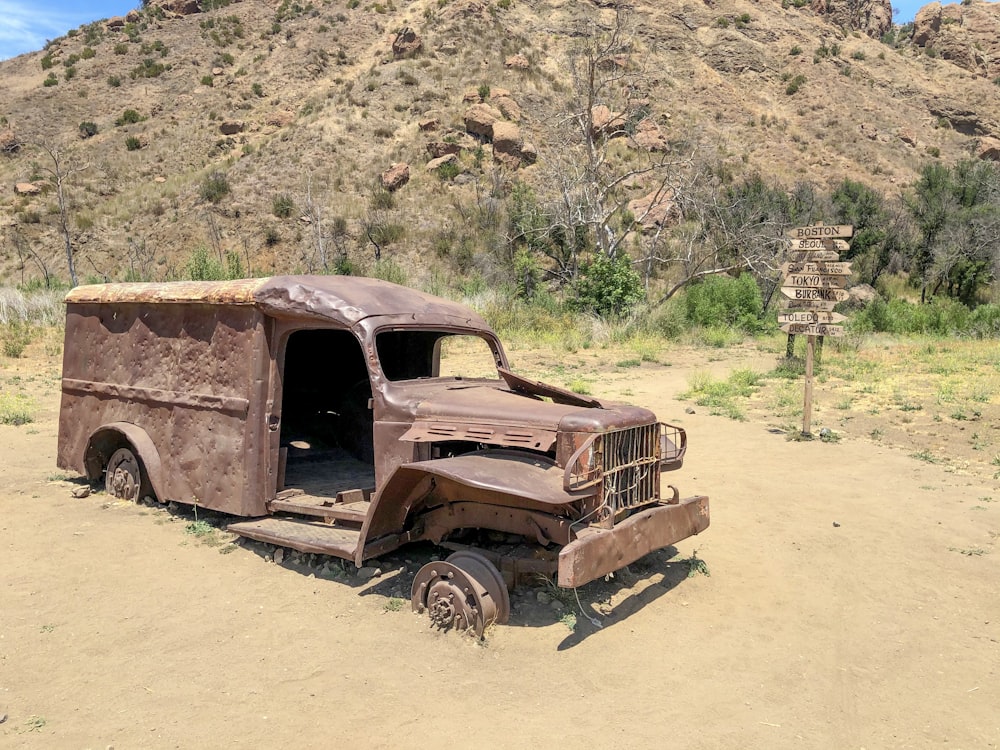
[411,550,510,637]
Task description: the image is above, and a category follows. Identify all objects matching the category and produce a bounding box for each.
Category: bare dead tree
[34,143,89,286]
[9,227,53,288]
[304,176,328,271]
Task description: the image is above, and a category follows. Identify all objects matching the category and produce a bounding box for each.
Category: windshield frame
[371,324,509,384]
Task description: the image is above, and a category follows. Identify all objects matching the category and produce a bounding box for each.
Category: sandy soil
[2,342,998,749]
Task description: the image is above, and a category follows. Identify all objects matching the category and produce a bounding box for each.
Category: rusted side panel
[557,495,710,588]
[58,302,264,515]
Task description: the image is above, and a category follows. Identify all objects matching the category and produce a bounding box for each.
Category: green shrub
[1,322,34,358]
[43,73,58,87]
[81,47,96,59]
[251,82,264,97]
[79,121,98,138]
[63,66,77,81]
[789,45,802,56]
[200,75,214,86]
[785,74,806,95]
[569,252,645,318]
[131,58,166,78]
[0,391,34,425]
[108,75,122,87]
[115,109,143,126]
[114,42,129,55]
[125,135,142,151]
[200,171,230,203]
[477,83,490,101]
[184,248,244,280]
[684,273,764,332]
[850,296,973,336]
[851,50,866,60]
[272,193,295,218]
[40,54,54,70]
[436,160,460,180]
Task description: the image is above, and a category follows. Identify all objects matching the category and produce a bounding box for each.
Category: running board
[268,498,370,525]
[227,517,360,559]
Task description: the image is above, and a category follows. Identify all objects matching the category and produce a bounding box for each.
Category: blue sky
[0,0,994,61]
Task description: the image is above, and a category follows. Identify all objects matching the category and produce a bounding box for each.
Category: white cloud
[0,1,93,61]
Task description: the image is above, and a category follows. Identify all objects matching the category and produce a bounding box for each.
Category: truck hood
[398,381,657,452]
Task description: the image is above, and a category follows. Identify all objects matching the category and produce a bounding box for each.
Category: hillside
[1,0,998,289]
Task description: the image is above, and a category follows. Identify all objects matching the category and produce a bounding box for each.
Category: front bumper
[557,495,710,588]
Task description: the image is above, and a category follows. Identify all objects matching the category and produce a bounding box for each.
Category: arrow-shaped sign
[782,299,838,312]
[787,250,841,262]
[787,225,854,240]
[787,238,850,251]
[779,322,845,337]
[778,311,848,325]
[782,273,849,289]
[781,286,851,303]
[781,262,852,276]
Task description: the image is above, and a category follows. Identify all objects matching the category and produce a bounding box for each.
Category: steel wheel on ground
[105,447,149,502]
[410,550,510,637]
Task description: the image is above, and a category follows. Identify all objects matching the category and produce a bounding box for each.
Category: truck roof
[64,275,490,328]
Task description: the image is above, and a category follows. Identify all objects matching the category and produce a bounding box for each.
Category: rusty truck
[58,276,708,635]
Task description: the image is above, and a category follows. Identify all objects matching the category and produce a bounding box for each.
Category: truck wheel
[105,447,150,503]
[410,550,510,638]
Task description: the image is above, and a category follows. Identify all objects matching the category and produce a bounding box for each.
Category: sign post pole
[803,335,815,437]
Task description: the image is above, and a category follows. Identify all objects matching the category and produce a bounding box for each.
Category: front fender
[356,449,590,565]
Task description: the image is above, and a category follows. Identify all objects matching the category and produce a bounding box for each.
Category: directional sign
[782,299,837,312]
[787,238,850,252]
[781,286,851,303]
[778,311,847,325]
[781,261,852,276]
[788,250,841,262]
[780,322,845,337]
[783,273,849,289]
[787,225,854,240]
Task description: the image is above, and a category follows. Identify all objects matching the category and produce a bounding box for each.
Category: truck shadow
[149,500,701,646]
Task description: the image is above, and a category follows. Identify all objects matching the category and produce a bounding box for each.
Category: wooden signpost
[781,223,853,437]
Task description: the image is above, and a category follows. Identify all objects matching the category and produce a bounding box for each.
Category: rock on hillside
[811,0,893,39]
[911,0,1000,78]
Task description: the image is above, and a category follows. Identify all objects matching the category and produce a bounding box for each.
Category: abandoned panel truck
[58,276,708,635]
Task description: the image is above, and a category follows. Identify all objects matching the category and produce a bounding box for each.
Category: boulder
[491,120,523,166]
[0,128,20,154]
[463,103,502,138]
[219,121,244,135]
[14,182,41,195]
[462,89,481,103]
[633,118,668,151]
[504,54,530,69]
[418,117,439,131]
[847,283,877,307]
[426,153,459,171]
[126,9,141,22]
[392,27,422,58]
[897,128,918,147]
[520,140,538,165]
[491,94,522,121]
[591,105,626,138]
[426,141,462,158]
[977,136,1000,162]
[912,2,942,46]
[266,110,295,127]
[627,189,680,231]
[380,162,410,192]
[106,16,126,28]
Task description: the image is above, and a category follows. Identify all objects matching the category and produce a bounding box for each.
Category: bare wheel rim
[105,447,143,502]
[410,551,510,637]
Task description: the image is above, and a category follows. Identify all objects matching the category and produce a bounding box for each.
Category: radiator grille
[600,423,660,516]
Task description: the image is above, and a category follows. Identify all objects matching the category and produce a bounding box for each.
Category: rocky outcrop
[978,136,1000,161]
[426,153,459,171]
[633,118,668,151]
[0,128,21,154]
[810,0,892,39]
[491,121,524,166]
[504,54,529,70]
[219,121,244,135]
[591,105,626,138]
[628,189,680,231]
[911,1,1000,78]
[463,103,502,138]
[925,97,993,136]
[392,28,422,58]
[14,182,41,195]
[426,141,462,159]
[380,163,410,192]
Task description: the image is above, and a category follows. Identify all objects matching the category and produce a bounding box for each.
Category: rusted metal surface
[411,550,510,637]
[58,275,709,624]
[557,496,711,588]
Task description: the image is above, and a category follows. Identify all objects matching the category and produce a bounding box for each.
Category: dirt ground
[2,339,998,749]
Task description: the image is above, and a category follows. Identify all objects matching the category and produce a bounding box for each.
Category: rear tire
[105,447,152,503]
